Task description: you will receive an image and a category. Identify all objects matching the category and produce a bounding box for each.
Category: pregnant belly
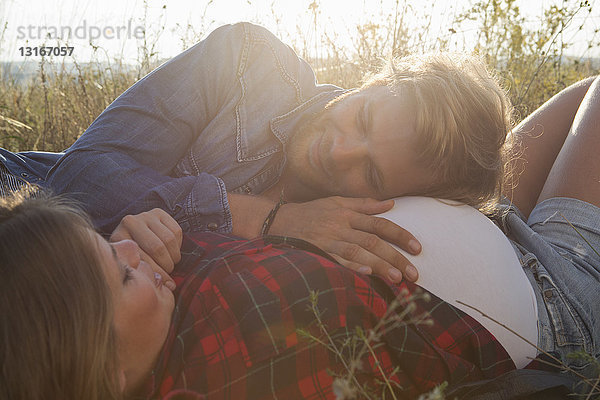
[378,197,538,369]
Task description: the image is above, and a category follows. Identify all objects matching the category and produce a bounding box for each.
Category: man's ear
[119,369,127,393]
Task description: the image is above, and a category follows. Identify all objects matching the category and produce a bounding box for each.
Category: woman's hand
[110,208,183,290]
[269,197,421,282]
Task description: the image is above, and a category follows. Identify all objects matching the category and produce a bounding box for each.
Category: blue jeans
[498,197,600,376]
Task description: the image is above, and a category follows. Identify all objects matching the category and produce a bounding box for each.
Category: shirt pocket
[216,270,285,366]
[234,28,303,162]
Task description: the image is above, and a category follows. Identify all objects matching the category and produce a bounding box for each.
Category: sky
[0,0,599,62]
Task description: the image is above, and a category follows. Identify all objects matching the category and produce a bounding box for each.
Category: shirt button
[207,222,218,231]
[20,172,29,178]
[543,289,553,300]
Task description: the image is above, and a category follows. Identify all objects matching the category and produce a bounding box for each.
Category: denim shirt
[35,22,344,233]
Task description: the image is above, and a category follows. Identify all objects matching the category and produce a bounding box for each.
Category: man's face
[285,85,434,200]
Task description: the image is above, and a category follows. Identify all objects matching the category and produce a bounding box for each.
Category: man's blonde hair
[364,53,514,213]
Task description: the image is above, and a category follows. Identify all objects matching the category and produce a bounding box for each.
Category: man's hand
[269,197,421,282]
[110,208,183,290]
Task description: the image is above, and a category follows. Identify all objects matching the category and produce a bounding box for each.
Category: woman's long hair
[0,191,122,400]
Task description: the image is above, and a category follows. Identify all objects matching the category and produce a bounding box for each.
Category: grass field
[0,0,597,152]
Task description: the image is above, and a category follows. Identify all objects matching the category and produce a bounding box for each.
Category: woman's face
[93,232,175,387]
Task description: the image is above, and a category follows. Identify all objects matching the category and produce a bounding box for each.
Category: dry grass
[0,0,598,152]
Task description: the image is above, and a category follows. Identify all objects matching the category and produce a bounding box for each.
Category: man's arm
[47,24,244,233]
[505,76,596,217]
[229,193,421,282]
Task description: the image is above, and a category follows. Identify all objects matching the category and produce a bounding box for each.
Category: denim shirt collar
[269,88,348,148]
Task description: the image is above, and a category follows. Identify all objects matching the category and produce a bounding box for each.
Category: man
[1,22,511,283]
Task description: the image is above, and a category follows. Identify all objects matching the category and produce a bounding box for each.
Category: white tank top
[378,197,538,368]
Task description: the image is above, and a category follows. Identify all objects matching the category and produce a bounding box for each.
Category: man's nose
[330,134,368,168]
[113,240,141,269]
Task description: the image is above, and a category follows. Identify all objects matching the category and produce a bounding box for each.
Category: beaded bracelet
[260,191,286,236]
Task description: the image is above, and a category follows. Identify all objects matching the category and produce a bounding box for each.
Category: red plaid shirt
[137,233,515,399]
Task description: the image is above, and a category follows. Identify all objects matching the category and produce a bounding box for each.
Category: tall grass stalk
[297,289,432,399]
[1,0,597,152]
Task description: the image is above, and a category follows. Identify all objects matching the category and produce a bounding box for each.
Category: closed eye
[123,266,134,284]
[366,160,383,195]
[357,102,368,136]
[358,101,383,193]
[110,243,134,285]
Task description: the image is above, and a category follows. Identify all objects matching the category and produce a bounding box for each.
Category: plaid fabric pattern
[138,233,515,400]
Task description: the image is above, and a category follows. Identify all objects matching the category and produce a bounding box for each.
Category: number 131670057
[19,46,74,56]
